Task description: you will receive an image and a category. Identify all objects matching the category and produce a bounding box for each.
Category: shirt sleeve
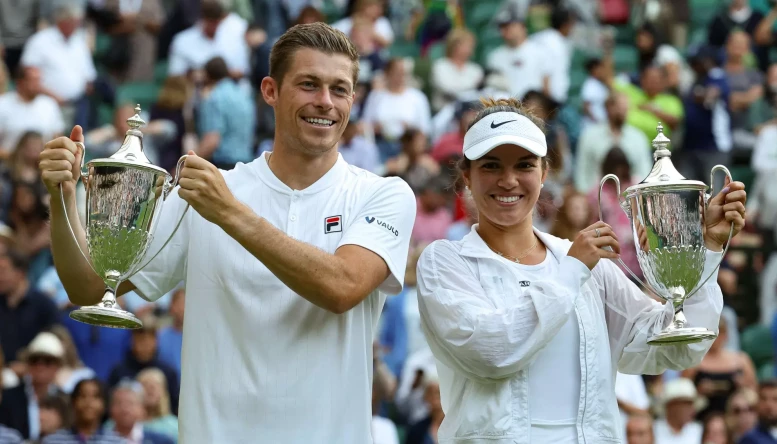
[599,251,724,375]
[416,241,592,383]
[167,36,189,76]
[198,97,225,135]
[128,187,191,302]
[337,177,417,295]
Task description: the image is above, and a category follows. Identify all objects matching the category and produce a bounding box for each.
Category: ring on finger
[595,228,601,238]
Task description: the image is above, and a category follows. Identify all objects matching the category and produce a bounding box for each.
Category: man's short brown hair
[269,22,360,88]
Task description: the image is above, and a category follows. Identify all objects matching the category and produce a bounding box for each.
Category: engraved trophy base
[647,327,718,346]
[69,303,142,330]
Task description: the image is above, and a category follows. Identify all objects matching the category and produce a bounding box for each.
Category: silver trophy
[598,123,734,346]
[61,105,188,329]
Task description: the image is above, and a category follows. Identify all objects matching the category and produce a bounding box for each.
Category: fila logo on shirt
[324,215,342,234]
[365,216,399,237]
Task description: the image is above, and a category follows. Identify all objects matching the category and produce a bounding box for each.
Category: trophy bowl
[598,123,733,346]
[63,105,188,329]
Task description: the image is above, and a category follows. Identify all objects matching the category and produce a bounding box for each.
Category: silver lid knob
[127,104,146,131]
[652,122,671,160]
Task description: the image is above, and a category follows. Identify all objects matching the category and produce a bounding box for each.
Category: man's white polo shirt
[129,152,417,444]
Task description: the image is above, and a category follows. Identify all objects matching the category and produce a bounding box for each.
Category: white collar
[253,151,348,196]
[457,223,570,262]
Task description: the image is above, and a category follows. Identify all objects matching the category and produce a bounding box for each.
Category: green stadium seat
[613,45,639,74]
[464,0,503,29]
[741,324,774,369]
[154,61,168,83]
[759,362,775,382]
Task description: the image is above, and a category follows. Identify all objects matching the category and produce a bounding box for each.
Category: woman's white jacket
[415,225,724,444]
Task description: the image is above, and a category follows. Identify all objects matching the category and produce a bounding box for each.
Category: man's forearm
[219,203,364,314]
[49,187,106,306]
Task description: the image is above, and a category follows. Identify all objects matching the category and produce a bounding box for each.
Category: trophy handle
[598,174,652,289]
[58,141,99,276]
[685,165,736,299]
[125,156,191,278]
[164,155,188,200]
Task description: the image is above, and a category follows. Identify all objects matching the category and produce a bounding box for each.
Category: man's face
[201,18,221,38]
[607,95,629,126]
[28,354,61,386]
[665,399,696,425]
[499,22,526,45]
[262,48,355,157]
[19,67,42,97]
[759,387,777,426]
[131,331,157,362]
[640,67,665,96]
[626,416,653,444]
[110,389,143,430]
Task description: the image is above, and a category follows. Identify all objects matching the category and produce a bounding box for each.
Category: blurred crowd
[1,0,777,443]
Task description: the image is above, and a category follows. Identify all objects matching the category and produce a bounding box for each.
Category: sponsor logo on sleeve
[324,215,342,234]
[364,216,398,237]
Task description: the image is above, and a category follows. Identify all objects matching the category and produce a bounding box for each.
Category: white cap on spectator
[463,111,547,160]
[24,332,65,360]
[659,377,707,412]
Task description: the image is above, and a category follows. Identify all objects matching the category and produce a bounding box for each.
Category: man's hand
[177,151,241,225]
[704,177,747,251]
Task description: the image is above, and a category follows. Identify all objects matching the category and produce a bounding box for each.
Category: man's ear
[260,76,279,107]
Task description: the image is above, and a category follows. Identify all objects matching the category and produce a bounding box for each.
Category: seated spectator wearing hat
[0,347,23,444]
[653,378,705,444]
[107,316,180,416]
[738,380,777,444]
[0,332,67,441]
[106,381,174,444]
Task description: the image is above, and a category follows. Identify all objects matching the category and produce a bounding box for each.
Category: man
[626,413,654,444]
[109,381,174,444]
[39,21,417,444]
[574,92,652,193]
[196,56,256,169]
[0,348,23,444]
[0,65,64,155]
[739,380,777,443]
[652,378,704,444]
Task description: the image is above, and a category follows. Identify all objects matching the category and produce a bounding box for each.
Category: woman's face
[452,37,475,61]
[13,186,36,214]
[406,132,426,156]
[22,137,44,164]
[463,144,546,229]
[729,394,757,432]
[139,376,162,407]
[74,382,105,424]
[704,416,729,444]
[636,30,654,52]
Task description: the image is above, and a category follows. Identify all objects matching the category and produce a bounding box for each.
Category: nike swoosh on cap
[490,120,516,129]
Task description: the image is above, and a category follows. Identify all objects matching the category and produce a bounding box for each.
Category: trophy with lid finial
[63,105,189,329]
[598,123,734,345]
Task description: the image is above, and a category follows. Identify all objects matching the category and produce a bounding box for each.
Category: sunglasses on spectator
[733,405,755,414]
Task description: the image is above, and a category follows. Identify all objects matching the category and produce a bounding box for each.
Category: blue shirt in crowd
[198,79,256,166]
[682,67,732,153]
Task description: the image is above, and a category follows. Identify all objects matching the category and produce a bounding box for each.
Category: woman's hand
[567,221,621,270]
[705,178,747,251]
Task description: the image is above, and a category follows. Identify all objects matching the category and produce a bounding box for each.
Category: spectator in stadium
[430,28,483,112]
[107,316,179,416]
[614,64,684,141]
[653,378,704,443]
[384,128,439,192]
[38,394,71,441]
[8,180,52,284]
[725,388,758,442]
[149,75,195,174]
[166,0,250,81]
[331,0,394,50]
[682,318,757,419]
[405,370,443,444]
[136,368,179,442]
[701,412,732,444]
[679,45,732,190]
[737,380,777,444]
[85,104,177,164]
[549,190,591,242]
[485,5,550,102]
[710,0,769,71]
[195,56,256,169]
[530,7,575,104]
[19,2,96,129]
[107,381,174,444]
[337,118,380,174]
[415,97,745,443]
[580,57,611,127]
[48,324,96,394]
[430,99,477,164]
[361,58,432,161]
[0,332,66,441]
[7,131,45,185]
[574,92,652,194]
[41,378,124,444]
[411,175,453,246]
[0,67,64,157]
[0,0,43,75]
[0,248,59,375]
[625,413,654,444]
[724,30,764,153]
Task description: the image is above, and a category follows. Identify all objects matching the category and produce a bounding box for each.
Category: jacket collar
[458,223,570,262]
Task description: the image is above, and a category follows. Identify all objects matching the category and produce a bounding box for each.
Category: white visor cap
[463,111,547,160]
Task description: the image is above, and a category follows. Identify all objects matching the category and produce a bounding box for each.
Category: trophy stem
[68,283,143,330]
[647,306,718,346]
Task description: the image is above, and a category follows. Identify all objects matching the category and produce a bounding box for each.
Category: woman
[430,28,483,112]
[42,378,123,443]
[725,388,758,441]
[682,318,757,419]
[415,97,747,443]
[136,368,179,442]
[550,191,591,242]
[702,412,733,444]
